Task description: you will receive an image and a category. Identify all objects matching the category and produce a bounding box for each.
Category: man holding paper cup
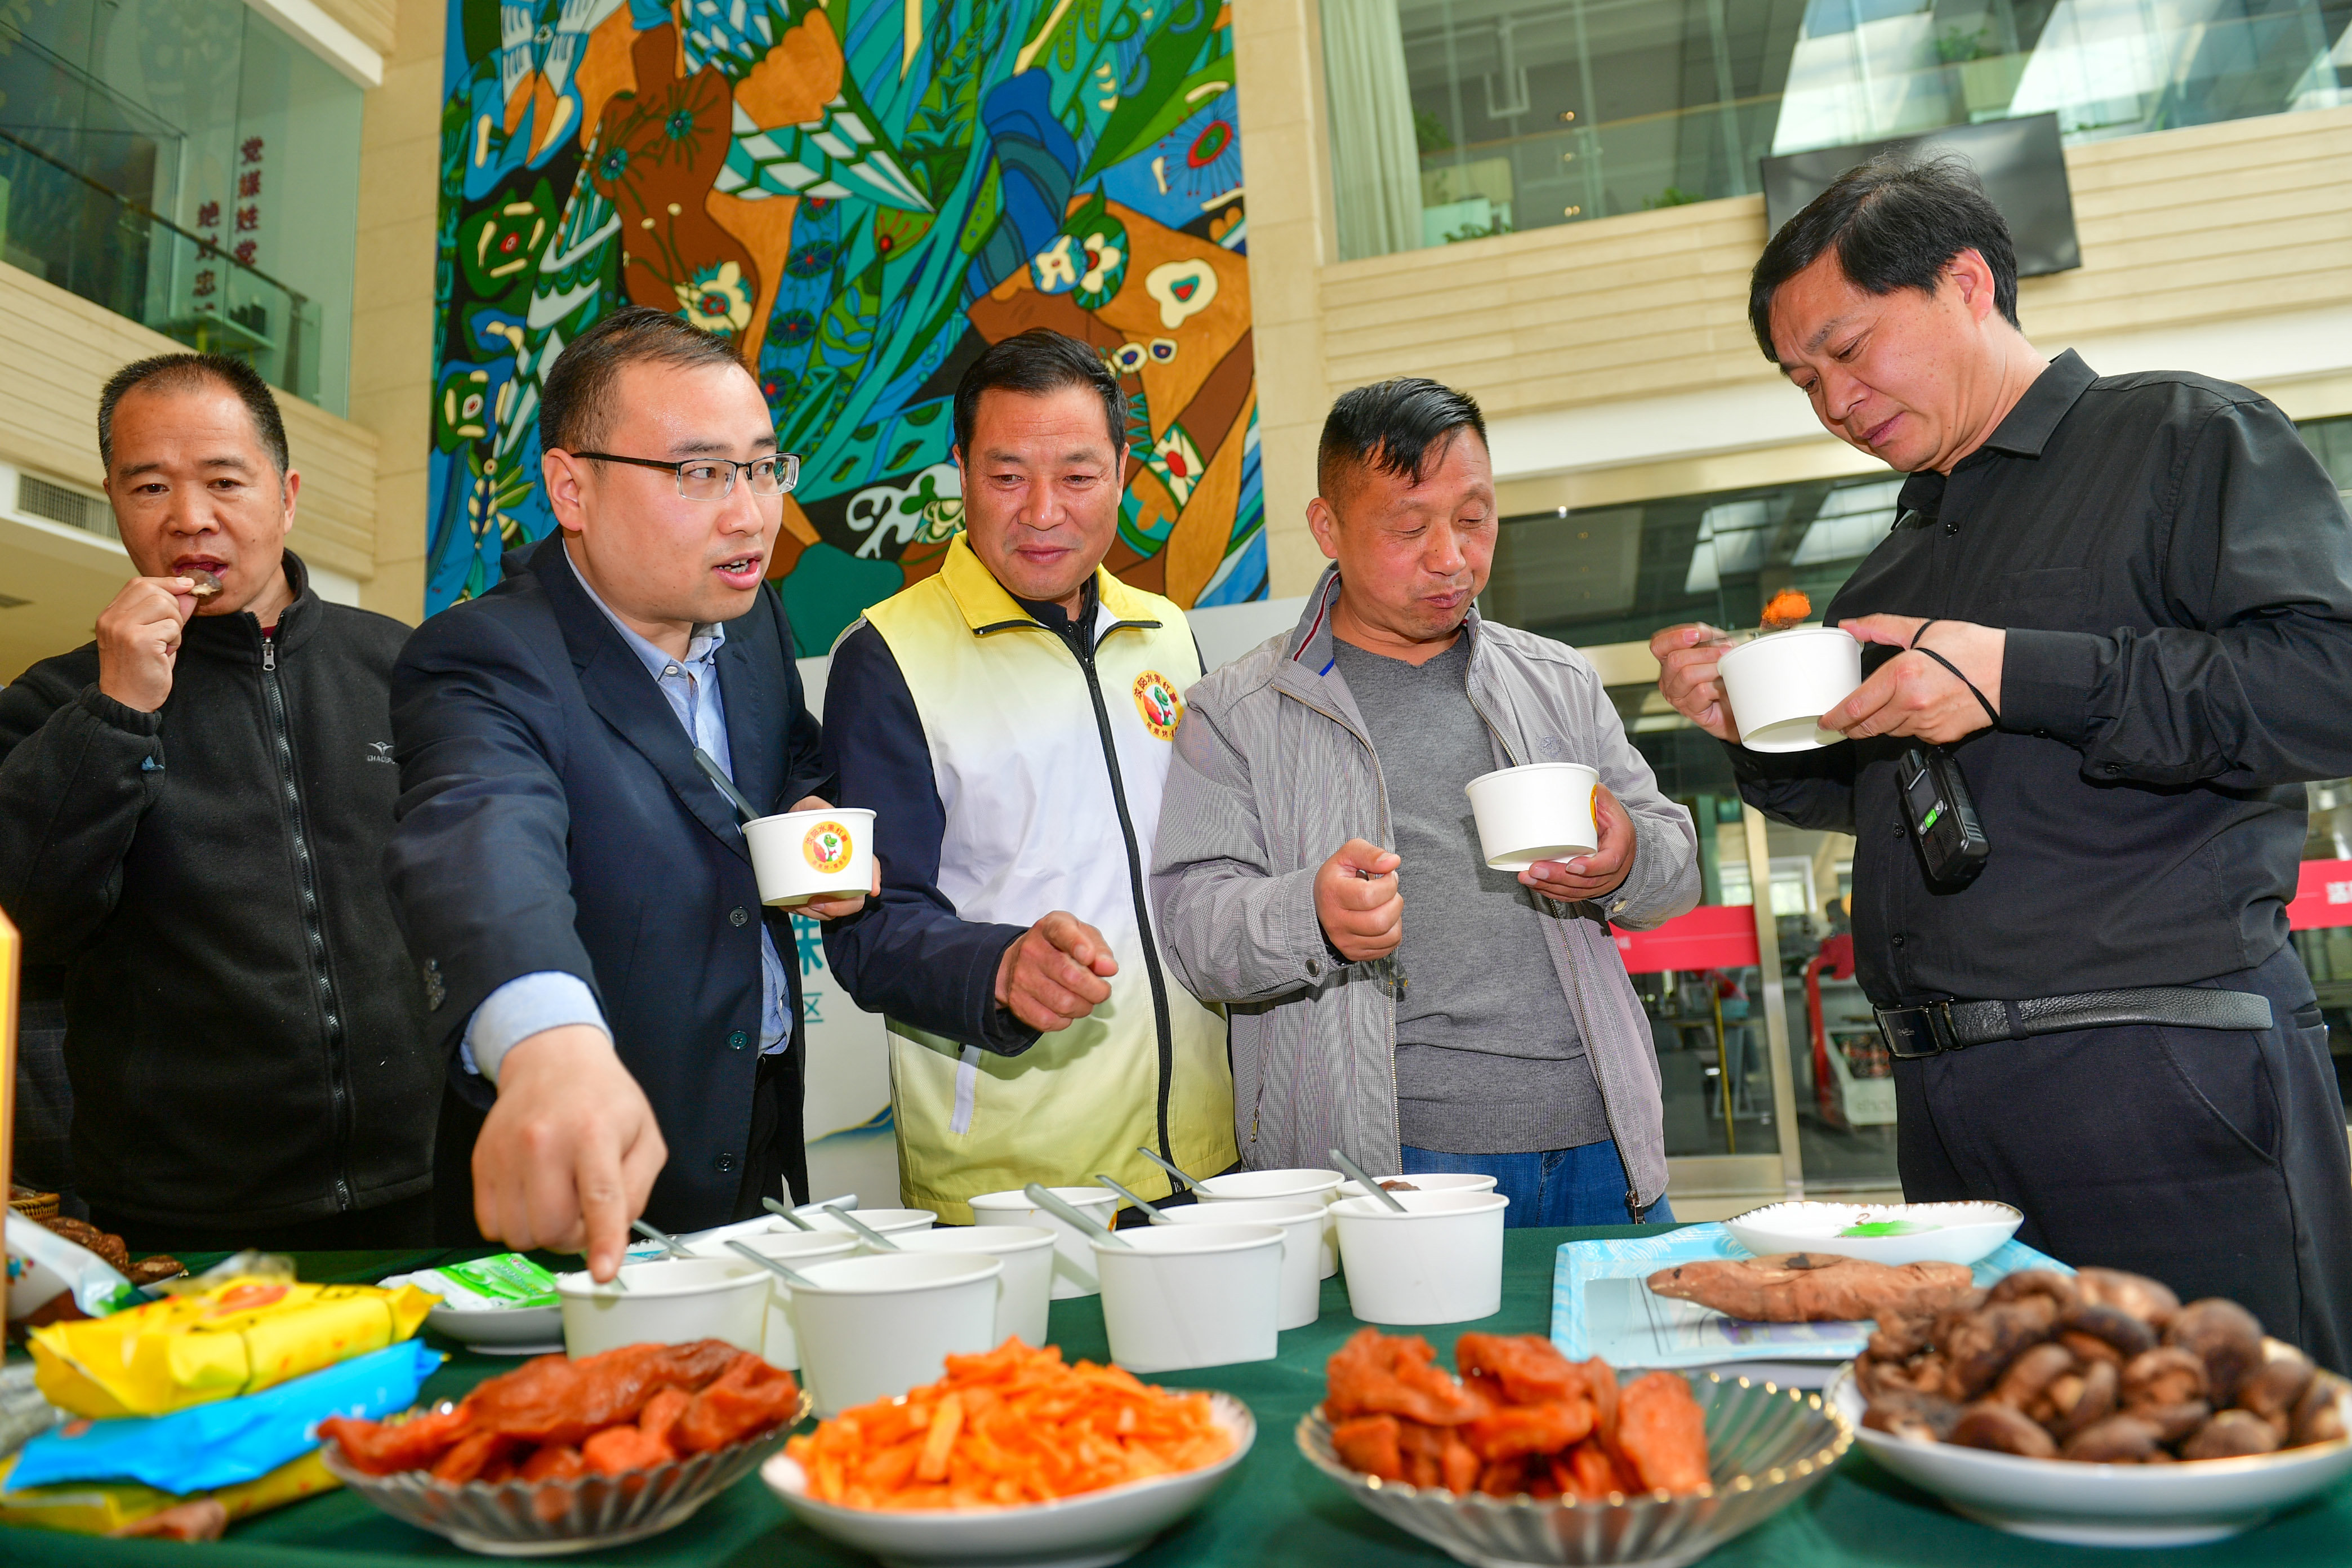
[385,308,866,1278]
[1650,154,2352,1368]
[1153,379,1699,1225]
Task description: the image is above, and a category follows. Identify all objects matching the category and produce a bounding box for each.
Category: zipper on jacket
[1066,620,1181,1168]
[259,623,357,1211]
[1462,674,1646,1221]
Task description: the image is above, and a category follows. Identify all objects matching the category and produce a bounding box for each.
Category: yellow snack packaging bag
[0,1446,338,1536]
[26,1277,437,1418]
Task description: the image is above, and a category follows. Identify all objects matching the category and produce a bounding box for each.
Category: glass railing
[1343,0,2352,256]
[0,127,319,404]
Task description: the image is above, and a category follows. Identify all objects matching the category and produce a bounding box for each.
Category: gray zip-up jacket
[1149,568,1699,1213]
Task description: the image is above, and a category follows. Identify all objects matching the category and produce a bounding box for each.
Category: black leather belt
[1874,986,2274,1060]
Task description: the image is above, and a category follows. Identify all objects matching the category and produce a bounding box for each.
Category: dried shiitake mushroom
[2132,1401,2215,1445]
[185,568,224,599]
[1986,1270,2078,1315]
[2059,1329,2126,1369]
[2291,1373,2350,1447]
[1951,1403,2058,1459]
[2044,1360,2118,1440]
[2061,1414,2164,1464]
[2072,1267,2180,1329]
[2236,1346,2316,1436]
[1863,1386,1962,1444]
[1943,1297,2061,1401]
[2164,1300,2265,1407]
[2181,1409,2283,1460]
[2062,1303,2157,1361]
[1989,1343,2075,1412]
[2121,1346,2209,1409]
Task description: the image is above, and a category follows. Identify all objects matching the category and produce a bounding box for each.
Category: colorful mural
[427,0,1263,645]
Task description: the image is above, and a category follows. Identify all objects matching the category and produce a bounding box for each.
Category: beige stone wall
[1231,1,2352,598]
[311,0,400,59]
[347,0,447,623]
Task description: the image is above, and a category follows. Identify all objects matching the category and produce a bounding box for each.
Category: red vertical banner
[2290,859,2352,930]
[1610,904,1762,974]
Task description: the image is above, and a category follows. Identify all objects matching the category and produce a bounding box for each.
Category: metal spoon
[1133,1147,1199,1191]
[1329,1148,1409,1213]
[762,1196,821,1232]
[692,746,761,825]
[1093,1173,1165,1222]
[632,1217,696,1258]
[823,1202,901,1251]
[1023,1183,1132,1248]
[723,1237,821,1290]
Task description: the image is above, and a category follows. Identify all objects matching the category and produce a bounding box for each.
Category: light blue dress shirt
[461,545,792,1083]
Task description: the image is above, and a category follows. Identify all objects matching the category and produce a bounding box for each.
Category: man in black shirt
[1654,155,2352,1370]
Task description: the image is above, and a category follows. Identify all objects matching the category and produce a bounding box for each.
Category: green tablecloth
[11,1227,2351,1566]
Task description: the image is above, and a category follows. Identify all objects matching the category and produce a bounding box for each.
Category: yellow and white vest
[855,536,1237,1221]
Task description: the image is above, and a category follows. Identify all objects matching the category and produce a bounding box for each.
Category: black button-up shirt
[1732,351,2352,1007]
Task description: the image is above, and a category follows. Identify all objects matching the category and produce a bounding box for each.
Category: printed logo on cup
[802,820,854,874]
[1132,670,1182,741]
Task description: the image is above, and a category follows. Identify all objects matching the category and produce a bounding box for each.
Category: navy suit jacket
[385,536,828,1228]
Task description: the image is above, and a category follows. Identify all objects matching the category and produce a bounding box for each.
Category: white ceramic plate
[1828,1363,2352,1547]
[1724,1201,2022,1267]
[763,1391,1253,1567]
[421,1302,565,1356]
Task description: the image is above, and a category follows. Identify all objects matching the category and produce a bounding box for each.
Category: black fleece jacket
[0,553,435,1227]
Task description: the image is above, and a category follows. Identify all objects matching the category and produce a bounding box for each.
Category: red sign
[2291,859,2352,931]
[1612,903,1760,974]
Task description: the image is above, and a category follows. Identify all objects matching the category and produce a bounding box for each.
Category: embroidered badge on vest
[1133,670,1182,740]
[803,819,854,874]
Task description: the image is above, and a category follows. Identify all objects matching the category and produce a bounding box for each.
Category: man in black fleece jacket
[0,354,435,1250]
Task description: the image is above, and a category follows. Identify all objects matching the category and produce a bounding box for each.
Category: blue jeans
[1400,1142,1675,1228]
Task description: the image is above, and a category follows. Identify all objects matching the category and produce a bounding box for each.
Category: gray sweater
[1330,636,1611,1153]
[1149,567,1700,1212]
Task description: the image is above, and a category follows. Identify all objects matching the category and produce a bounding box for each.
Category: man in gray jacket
[1151,379,1698,1224]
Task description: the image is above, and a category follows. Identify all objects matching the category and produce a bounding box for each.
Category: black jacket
[384,538,827,1230]
[0,553,435,1227]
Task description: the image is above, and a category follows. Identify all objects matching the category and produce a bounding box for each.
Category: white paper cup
[554,1257,772,1358]
[967,1186,1122,1298]
[1333,1189,1509,1325]
[891,1226,1058,1349]
[794,1206,938,1248]
[787,1252,1004,1417]
[746,806,876,908]
[1192,1168,1344,1279]
[1334,1171,1499,1201]
[1718,627,1863,752]
[1463,763,1598,870]
[1151,1199,1324,1330]
[681,1229,857,1369]
[1092,1224,1284,1373]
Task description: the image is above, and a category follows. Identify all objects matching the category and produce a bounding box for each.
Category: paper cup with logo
[745,805,875,908]
[1463,763,1598,870]
[1718,627,1864,752]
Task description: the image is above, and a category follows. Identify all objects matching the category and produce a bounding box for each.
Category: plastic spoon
[1329,1148,1409,1213]
[692,746,760,825]
[762,1197,821,1232]
[1133,1147,1199,1192]
[1093,1173,1166,1222]
[822,1202,901,1251]
[723,1237,821,1291]
[1023,1183,1133,1249]
[631,1218,696,1258]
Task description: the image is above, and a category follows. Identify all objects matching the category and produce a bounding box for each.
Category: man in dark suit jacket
[385,308,863,1276]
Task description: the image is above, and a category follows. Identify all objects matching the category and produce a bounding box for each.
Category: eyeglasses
[571,450,800,500]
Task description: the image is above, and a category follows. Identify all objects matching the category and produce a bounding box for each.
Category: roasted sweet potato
[1646,1253,1974,1324]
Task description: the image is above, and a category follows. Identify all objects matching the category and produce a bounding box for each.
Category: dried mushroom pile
[1860,1267,2348,1463]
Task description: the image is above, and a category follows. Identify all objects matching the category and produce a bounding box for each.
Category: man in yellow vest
[821,329,1237,1221]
